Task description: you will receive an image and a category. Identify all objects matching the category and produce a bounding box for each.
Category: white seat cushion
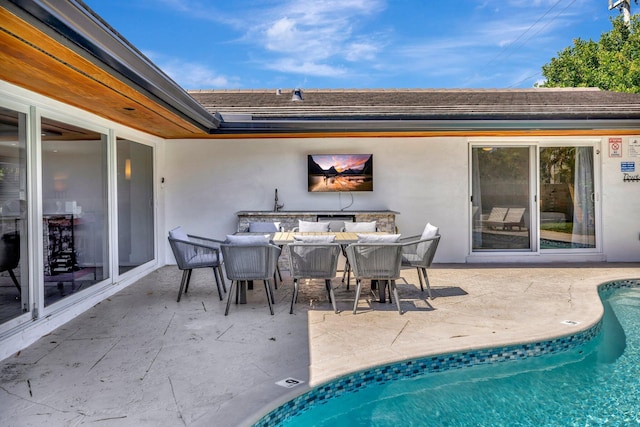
[169,226,189,241]
[421,223,439,239]
[417,223,439,258]
[298,220,330,232]
[344,221,377,232]
[357,233,401,243]
[225,234,270,245]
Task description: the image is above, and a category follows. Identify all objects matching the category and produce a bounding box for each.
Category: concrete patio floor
[0,262,639,426]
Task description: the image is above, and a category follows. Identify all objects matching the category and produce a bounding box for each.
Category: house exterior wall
[0,81,165,361]
[601,140,640,262]
[164,136,640,264]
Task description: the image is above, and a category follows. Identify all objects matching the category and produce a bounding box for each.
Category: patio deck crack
[168,376,187,426]
[89,337,122,371]
[391,320,410,346]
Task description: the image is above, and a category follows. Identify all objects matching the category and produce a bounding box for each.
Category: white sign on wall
[629,137,640,157]
[609,137,623,157]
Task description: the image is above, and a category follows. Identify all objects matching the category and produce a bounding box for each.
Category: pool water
[280,286,640,426]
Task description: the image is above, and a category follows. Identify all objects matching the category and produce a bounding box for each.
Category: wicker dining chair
[345,243,404,314]
[167,227,226,302]
[288,242,341,314]
[169,227,227,302]
[220,243,281,315]
[400,234,441,299]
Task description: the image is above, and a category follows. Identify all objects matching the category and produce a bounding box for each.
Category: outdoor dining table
[270,231,388,245]
[271,231,394,303]
[230,232,393,304]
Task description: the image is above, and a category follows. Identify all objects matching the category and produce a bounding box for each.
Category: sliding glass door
[471,142,598,254]
[539,146,596,249]
[41,117,109,307]
[117,138,154,274]
[472,146,532,251]
[0,106,29,327]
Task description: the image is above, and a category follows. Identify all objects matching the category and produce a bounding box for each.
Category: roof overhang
[0,0,220,138]
[211,116,640,137]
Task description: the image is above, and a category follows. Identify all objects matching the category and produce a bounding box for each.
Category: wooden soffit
[0,6,212,139]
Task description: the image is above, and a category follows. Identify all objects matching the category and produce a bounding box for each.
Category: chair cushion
[225,234,270,245]
[344,221,377,232]
[169,226,189,241]
[248,222,278,232]
[188,252,220,267]
[298,220,330,232]
[357,233,401,243]
[421,223,439,240]
[293,235,336,243]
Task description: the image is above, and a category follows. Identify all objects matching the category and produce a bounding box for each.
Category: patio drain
[561,320,581,326]
[276,377,305,388]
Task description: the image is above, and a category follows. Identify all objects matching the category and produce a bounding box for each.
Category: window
[0,107,29,324]
[117,138,154,274]
[41,117,109,306]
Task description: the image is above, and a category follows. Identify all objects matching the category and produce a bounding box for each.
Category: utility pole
[609,0,636,25]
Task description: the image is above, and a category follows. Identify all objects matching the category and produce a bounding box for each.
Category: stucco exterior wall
[164,136,640,264]
[601,137,640,262]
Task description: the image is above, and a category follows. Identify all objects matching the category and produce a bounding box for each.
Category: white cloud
[264,58,347,77]
[345,41,379,62]
[245,0,386,75]
[146,52,237,89]
[146,0,597,88]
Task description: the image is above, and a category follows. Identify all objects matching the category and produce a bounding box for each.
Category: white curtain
[572,147,595,246]
[472,148,482,248]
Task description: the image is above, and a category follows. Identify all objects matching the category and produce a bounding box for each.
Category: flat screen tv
[307,154,373,192]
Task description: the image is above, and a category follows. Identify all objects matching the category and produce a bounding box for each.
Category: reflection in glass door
[117,138,154,274]
[0,107,29,326]
[539,147,596,249]
[472,146,531,251]
[41,117,109,307]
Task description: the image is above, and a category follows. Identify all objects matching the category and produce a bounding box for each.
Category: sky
[83,0,623,91]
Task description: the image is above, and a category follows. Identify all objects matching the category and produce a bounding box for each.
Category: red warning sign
[609,137,623,158]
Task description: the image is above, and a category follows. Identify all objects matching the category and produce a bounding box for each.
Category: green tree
[538,16,640,93]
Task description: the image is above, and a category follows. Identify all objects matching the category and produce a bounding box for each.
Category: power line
[479,0,564,73]
[505,0,579,88]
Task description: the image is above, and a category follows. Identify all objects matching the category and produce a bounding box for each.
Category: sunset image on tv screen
[308,154,373,192]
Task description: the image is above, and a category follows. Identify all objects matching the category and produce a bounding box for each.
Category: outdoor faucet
[274,188,284,212]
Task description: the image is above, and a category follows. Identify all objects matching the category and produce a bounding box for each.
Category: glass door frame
[0,99,34,334]
[112,130,158,281]
[36,107,113,317]
[469,138,602,257]
[537,140,602,254]
[469,141,538,253]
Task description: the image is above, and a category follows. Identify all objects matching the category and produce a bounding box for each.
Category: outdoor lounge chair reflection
[484,207,525,230]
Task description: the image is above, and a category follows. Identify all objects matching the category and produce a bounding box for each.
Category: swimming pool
[255,279,640,426]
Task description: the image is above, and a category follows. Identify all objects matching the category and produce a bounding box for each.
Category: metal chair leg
[353,279,363,314]
[416,267,424,291]
[8,269,20,293]
[184,269,193,294]
[326,279,338,313]
[213,267,224,301]
[266,279,275,304]
[391,280,402,314]
[290,279,299,314]
[177,269,190,302]
[264,280,274,315]
[218,265,227,292]
[421,268,433,299]
[225,280,237,315]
